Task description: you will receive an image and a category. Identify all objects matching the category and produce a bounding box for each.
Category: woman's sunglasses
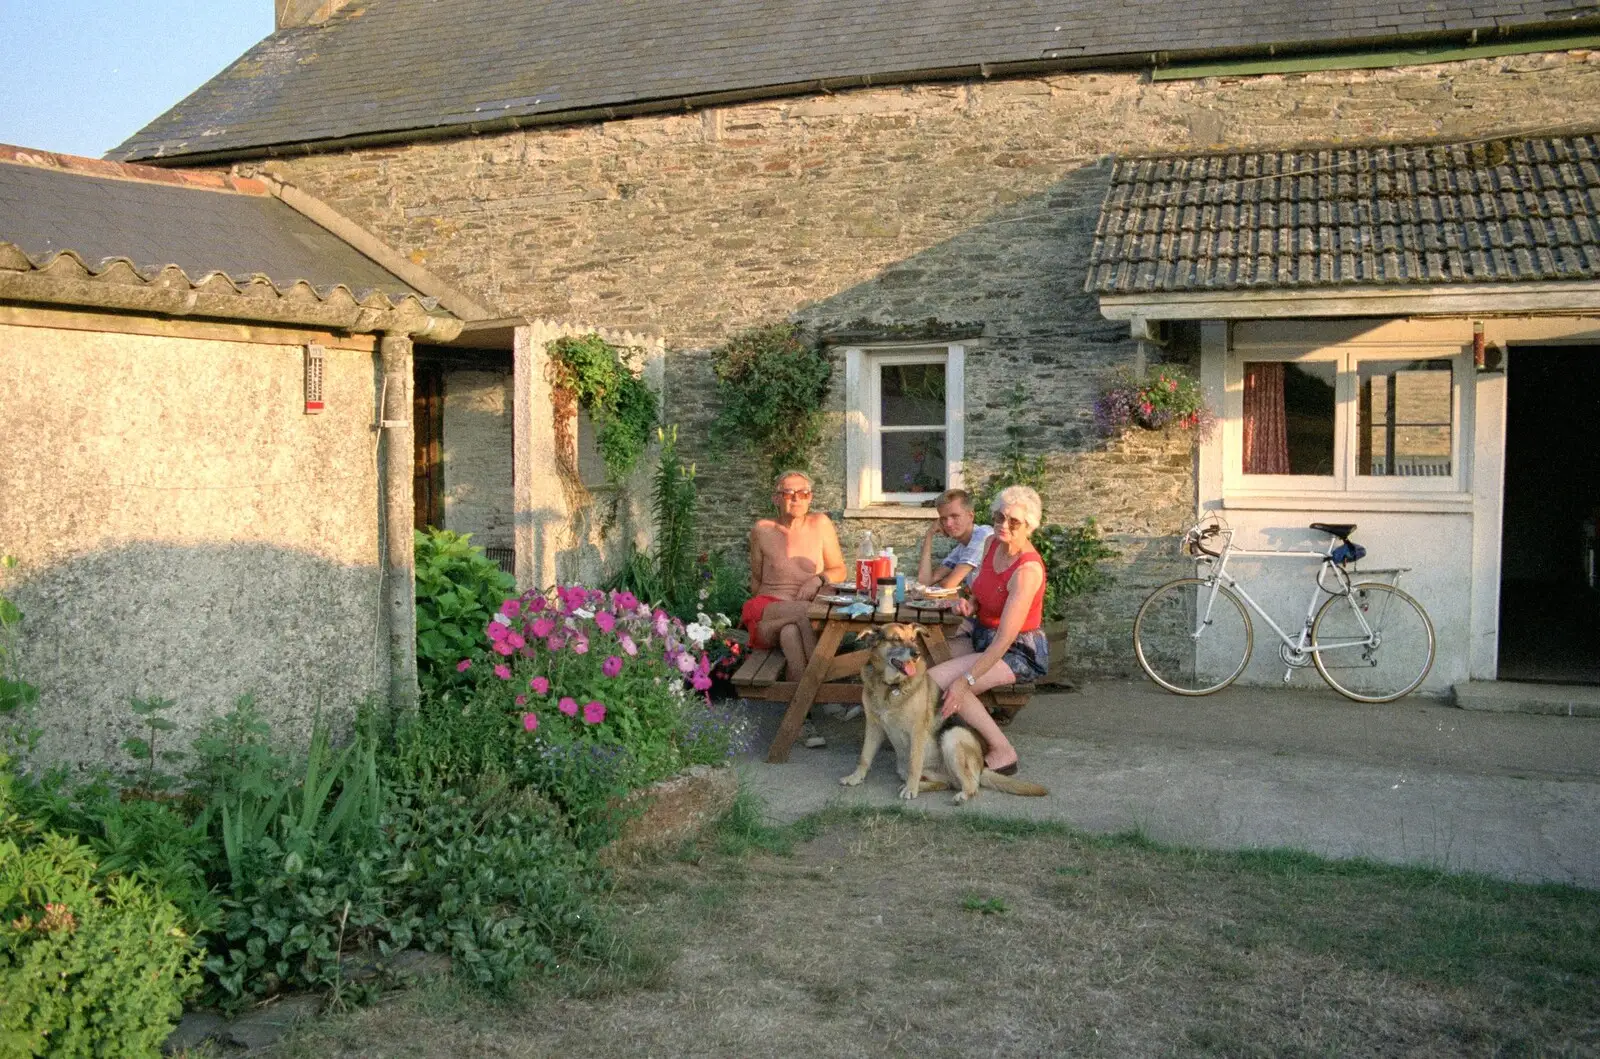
[995,515,1028,530]
[775,488,812,500]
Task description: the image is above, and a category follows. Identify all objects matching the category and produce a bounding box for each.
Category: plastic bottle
[855,531,877,594]
[883,546,897,576]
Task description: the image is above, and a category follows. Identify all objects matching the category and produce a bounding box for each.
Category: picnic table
[731,598,1036,763]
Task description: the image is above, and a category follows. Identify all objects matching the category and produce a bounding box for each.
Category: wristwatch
[964,672,977,687]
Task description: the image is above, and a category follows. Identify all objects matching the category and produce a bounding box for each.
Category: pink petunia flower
[522,712,539,732]
[501,598,522,617]
[515,694,527,706]
[675,652,697,674]
[615,590,639,612]
[506,632,526,649]
[602,655,623,678]
[595,611,616,633]
[531,617,556,638]
[582,701,606,725]
[493,641,514,656]
[494,664,512,680]
[571,638,589,655]
[530,676,550,695]
[691,673,713,692]
[619,634,638,657]
[547,634,567,652]
[518,645,537,658]
[558,696,578,717]
[528,595,547,613]
[456,659,472,672]
[487,621,509,641]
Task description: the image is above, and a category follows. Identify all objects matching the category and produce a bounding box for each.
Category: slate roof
[0,147,424,305]
[1087,133,1600,295]
[111,0,1600,163]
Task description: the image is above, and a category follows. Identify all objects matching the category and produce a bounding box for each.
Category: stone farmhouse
[108,0,1600,694]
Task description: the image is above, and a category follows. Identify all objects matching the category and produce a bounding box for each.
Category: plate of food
[816,593,860,604]
[906,597,959,610]
[917,585,959,599]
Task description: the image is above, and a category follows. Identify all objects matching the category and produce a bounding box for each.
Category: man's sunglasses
[776,488,812,500]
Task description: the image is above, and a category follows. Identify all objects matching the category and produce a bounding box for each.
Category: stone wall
[0,316,386,769]
[258,51,1600,674]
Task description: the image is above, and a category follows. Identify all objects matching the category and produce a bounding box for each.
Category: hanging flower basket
[1094,366,1216,441]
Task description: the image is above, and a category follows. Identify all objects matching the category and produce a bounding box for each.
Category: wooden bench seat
[734,646,1034,723]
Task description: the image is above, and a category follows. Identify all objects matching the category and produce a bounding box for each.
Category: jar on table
[876,578,898,616]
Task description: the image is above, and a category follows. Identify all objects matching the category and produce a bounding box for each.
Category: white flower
[698,587,710,601]
[696,612,712,626]
[637,602,652,617]
[574,607,594,620]
[492,612,512,626]
[686,622,713,646]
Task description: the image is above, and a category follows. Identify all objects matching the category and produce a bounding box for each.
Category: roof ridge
[0,144,269,196]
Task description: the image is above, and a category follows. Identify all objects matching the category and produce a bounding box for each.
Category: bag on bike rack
[1330,541,1367,566]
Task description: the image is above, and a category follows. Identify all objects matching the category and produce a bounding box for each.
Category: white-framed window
[843,344,965,512]
[1224,341,1467,496]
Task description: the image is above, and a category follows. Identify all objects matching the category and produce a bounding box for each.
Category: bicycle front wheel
[1311,582,1435,703]
[1134,578,1253,695]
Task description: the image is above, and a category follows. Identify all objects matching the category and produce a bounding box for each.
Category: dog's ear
[860,628,882,648]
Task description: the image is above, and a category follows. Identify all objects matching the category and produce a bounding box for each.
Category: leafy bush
[456,586,747,843]
[606,427,750,627]
[0,764,201,1058]
[416,529,516,702]
[547,333,659,484]
[3,695,611,1014]
[1034,521,1119,623]
[711,323,832,477]
[1,555,40,759]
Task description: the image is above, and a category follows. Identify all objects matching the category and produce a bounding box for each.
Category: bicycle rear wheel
[1134,578,1253,695]
[1311,582,1435,703]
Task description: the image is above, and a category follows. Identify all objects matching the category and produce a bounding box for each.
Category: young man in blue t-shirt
[916,489,993,590]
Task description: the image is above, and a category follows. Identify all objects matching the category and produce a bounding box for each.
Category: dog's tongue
[892,657,918,677]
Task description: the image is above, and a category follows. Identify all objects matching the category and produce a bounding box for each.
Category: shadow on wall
[5,542,386,772]
[665,161,1197,673]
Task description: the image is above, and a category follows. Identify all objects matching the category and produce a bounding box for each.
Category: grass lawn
[269,799,1600,1057]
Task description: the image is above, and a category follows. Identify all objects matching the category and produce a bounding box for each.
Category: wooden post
[379,331,419,716]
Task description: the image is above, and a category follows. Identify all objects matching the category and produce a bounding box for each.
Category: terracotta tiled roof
[1087,133,1600,295]
[110,0,1600,162]
[0,145,429,308]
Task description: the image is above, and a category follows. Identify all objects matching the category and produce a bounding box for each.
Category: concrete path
[734,679,1600,888]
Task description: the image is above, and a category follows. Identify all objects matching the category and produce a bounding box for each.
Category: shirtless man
[744,470,846,745]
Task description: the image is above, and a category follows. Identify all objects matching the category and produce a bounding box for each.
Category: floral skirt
[968,623,1049,681]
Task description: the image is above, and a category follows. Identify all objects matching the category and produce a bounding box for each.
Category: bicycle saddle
[1310,522,1357,540]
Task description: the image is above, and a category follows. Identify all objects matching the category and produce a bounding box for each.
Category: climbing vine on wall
[547,334,660,485]
[711,323,832,478]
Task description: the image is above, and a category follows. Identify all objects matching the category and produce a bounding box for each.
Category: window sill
[844,506,939,520]
[1223,493,1473,513]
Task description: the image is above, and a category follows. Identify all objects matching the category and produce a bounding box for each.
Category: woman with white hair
[927,484,1048,775]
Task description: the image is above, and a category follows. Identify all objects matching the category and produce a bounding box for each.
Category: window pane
[1359,359,1452,477]
[1242,361,1336,475]
[881,363,946,426]
[880,430,946,495]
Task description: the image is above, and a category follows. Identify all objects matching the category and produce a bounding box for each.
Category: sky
[0,1,271,159]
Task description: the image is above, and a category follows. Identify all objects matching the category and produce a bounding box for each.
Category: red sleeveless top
[970,538,1045,632]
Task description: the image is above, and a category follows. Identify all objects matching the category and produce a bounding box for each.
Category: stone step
[1453,681,1600,718]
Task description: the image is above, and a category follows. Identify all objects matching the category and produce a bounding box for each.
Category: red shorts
[741,595,784,650]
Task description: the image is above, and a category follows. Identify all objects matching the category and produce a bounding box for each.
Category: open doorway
[1498,345,1600,683]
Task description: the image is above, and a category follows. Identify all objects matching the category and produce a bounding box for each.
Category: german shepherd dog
[840,624,1047,804]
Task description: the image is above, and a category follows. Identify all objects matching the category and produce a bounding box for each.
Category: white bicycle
[1133,516,1436,703]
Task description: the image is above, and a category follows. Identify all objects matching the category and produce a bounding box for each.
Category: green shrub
[711,323,832,477]
[547,333,659,484]
[416,529,517,702]
[0,766,201,1058]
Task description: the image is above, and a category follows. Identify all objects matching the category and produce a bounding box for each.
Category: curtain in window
[1242,362,1291,475]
